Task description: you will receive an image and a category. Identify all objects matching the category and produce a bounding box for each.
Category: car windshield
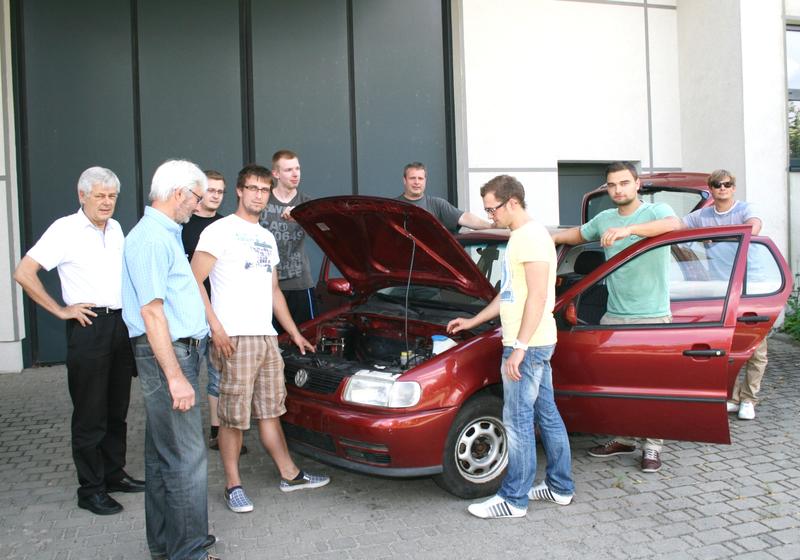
[373,240,506,312]
[586,187,706,223]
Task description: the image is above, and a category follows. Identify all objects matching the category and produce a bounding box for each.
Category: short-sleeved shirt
[182,212,224,295]
[683,200,758,229]
[27,208,124,308]
[580,202,676,319]
[498,221,557,347]
[396,194,463,232]
[683,200,761,280]
[121,206,209,340]
[196,214,280,336]
[258,190,313,290]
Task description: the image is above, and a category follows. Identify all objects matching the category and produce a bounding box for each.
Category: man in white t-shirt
[14,166,142,515]
[682,169,765,421]
[191,164,329,514]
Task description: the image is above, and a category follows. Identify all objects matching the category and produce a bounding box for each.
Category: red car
[279,177,792,499]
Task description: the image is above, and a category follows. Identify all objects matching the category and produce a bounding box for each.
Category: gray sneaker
[279,470,330,493]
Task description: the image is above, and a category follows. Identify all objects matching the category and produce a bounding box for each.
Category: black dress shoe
[78,491,123,515]
[106,475,146,493]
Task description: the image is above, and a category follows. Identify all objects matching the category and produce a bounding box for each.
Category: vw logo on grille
[294,369,309,388]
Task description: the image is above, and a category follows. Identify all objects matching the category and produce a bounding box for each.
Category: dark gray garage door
[14,0,452,364]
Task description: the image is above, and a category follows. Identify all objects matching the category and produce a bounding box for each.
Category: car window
[586,188,706,223]
[463,242,507,288]
[744,242,784,296]
[571,235,743,326]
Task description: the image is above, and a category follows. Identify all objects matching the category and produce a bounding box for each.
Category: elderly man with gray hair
[14,166,143,516]
[122,159,218,560]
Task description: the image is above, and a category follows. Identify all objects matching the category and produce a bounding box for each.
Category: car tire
[433,394,508,499]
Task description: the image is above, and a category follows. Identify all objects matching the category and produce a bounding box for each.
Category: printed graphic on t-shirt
[499,251,514,303]
[263,201,305,281]
[236,232,275,272]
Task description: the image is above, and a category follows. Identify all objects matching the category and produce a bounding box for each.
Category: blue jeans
[133,337,209,560]
[202,338,220,398]
[498,344,574,509]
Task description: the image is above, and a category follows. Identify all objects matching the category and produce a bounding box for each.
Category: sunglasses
[710,181,734,189]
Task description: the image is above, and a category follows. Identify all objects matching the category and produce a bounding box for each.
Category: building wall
[455,0,680,225]
[455,0,793,275]
[0,0,24,372]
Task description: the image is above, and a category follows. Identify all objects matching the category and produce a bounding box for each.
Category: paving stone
[0,338,798,559]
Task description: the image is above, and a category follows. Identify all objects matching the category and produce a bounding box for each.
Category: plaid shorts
[213,335,286,430]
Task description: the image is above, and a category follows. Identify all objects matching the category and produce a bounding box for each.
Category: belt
[174,337,203,348]
[89,306,121,314]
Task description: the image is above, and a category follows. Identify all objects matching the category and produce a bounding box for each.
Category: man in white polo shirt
[14,166,143,516]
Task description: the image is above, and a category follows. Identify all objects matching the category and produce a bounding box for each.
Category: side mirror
[564,300,578,326]
[326,277,353,296]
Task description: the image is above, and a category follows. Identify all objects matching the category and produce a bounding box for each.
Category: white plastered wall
[454,0,682,225]
[454,0,793,277]
[0,0,24,372]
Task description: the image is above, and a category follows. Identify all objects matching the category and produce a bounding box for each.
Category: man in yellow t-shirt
[448,175,574,519]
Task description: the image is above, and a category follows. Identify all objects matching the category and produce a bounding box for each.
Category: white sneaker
[738,401,755,420]
[726,401,740,413]
[528,481,573,506]
[467,494,526,519]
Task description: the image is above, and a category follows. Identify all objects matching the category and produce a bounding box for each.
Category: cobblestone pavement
[0,335,798,560]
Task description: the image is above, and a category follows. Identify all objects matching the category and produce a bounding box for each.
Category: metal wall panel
[351,0,447,197]
[19,0,136,363]
[136,0,242,215]
[15,0,451,364]
[251,0,353,197]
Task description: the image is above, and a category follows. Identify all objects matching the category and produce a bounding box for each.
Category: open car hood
[292,196,496,301]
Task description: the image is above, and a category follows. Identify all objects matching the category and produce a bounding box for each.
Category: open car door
[551,225,763,444]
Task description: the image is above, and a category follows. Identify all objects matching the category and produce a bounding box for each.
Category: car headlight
[343,370,421,408]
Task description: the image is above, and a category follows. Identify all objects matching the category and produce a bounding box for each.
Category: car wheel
[433,394,508,499]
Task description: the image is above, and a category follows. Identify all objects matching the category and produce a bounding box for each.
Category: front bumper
[282,394,458,477]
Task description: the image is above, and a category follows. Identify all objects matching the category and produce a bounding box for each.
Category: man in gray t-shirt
[682,169,765,422]
[396,162,491,232]
[259,150,315,332]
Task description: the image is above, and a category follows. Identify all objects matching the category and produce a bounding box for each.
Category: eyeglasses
[241,184,271,195]
[185,189,203,203]
[710,181,734,190]
[484,199,508,215]
[206,188,225,196]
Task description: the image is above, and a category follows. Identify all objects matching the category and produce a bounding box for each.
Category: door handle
[736,315,770,323]
[683,349,726,357]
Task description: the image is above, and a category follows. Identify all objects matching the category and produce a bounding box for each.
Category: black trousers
[273,287,316,334]
[65,311,135,498]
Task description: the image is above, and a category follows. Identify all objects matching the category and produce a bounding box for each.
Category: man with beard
[122,159,217,559]
[551,161,681,473]
[192,164,329,515]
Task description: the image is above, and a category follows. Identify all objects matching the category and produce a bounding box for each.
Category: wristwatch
[512,339,528,351]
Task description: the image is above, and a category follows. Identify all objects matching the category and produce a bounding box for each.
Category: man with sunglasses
[551,161,681,473]
[397,162,492,232]
[682,169,764,420]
